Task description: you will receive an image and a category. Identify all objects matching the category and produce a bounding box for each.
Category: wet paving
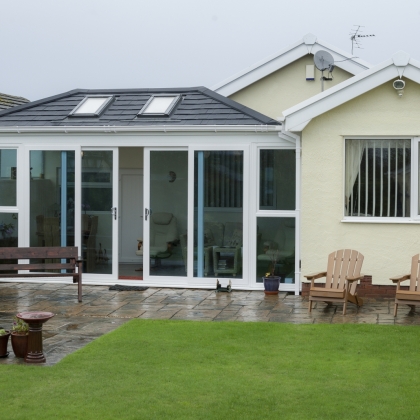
[1,282,419,366]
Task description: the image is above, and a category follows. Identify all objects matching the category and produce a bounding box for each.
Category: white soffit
[283,51,418,132]
[212,33,371,96]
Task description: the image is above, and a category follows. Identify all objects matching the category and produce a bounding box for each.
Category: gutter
[0,125,282,134]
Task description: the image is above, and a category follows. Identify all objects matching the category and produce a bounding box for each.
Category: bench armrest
[390,274,410,284]
[346,274,364,282]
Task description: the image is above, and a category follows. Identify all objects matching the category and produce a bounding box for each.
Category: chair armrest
[346,274,364,282]
[304,271,327,281]
[262,240,279,251]
[390,274,410,284]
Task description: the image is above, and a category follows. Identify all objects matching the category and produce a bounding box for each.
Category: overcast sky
[2,0,420,101]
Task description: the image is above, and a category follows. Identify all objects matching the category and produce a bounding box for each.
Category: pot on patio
[11,333,28,358]
[11,316,29,358]
[0,329,10,357]
[263,276,281,295]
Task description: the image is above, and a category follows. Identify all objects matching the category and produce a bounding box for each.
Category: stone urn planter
[263,276,281,295]
[0,329,11,357]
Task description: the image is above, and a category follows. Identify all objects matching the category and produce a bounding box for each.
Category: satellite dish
[314,50,334,71]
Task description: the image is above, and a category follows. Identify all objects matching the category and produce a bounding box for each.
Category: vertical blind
[260,149,274,207]
[203,151,243,208]
[346,139,411,217]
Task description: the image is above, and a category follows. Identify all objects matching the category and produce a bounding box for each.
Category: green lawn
[1,320,420,419]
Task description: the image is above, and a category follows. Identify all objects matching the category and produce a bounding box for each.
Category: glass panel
[75,97,108,115]
[260,149,295,210]
[143,97,176,114]
[0,149,17,206]
[150,151,187,277]
[82,151,113,274]
[256,217,295,283]
[0,213,18,247]
[346,139,411,217]
[194,151,243,278]
[30,151,75,248]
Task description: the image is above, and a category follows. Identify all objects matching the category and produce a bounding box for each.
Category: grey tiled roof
[0,87,278,127]
[0,92,29,111]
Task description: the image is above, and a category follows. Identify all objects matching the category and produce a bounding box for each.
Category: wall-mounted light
[393,79,405,98]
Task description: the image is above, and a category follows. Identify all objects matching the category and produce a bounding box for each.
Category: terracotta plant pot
[0,331,11,357]
[11,332,28,358]
[263,276,281,295]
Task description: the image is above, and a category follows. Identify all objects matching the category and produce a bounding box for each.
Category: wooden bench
[0,247,82,302]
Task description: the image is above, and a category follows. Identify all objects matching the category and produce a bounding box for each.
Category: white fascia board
[0,124,282,134]
[212,34,371,97]
[278,130,297,145]
[287,120,311,132]
[284,59,398,131]
[213,44,309,96]
[403,62,420,84]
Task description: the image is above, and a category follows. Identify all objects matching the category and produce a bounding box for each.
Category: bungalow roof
[283,51,420,131]
[0,87,279,129]
[212,33,371,97]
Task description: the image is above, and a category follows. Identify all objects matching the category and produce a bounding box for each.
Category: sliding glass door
[194,150,244,279]
[143,149,188,278]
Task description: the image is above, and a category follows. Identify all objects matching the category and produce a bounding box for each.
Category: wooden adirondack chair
[390,254,420,316]
[305,249,364,315]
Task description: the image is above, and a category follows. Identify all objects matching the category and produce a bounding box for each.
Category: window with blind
[345,139,411,217]
[195,151,243,208]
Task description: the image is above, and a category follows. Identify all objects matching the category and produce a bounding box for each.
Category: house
[0,87,300,293]
[283,51,420,287]
[215,34,420,289]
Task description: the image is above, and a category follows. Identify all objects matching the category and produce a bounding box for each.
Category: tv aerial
[350,25,375,54]
[314,50,335,92]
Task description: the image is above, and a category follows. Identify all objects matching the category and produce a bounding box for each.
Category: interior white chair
[136,212,178,266]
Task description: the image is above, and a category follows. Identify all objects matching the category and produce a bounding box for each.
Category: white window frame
[342,136,420,223]
[0,145,22,247]
[138,95,181,117]
[187,144,250,287]
[69,96,113,117]
[253,144,299,294]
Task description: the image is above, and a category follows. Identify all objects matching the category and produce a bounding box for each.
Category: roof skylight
[70,96,113,116]
[138,95,180,116]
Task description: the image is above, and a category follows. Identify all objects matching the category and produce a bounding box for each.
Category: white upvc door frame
[22,144,81,249]
[251,142,300,295]
[81,146,119,282]
[187,144,250,288]
[143,147,188,284]
[0,144,23,247]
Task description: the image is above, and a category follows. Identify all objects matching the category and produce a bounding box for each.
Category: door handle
[111,207,117,220]
[145,208,150,221]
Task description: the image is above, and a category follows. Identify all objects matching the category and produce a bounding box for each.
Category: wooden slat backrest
[0,247,79,260]
[325,252,336,288]
[410,254,420,292]
[325,249,364,291]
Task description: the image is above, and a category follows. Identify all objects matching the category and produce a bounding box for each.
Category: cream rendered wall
[301,79,420,285]
[229,55,353,119]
